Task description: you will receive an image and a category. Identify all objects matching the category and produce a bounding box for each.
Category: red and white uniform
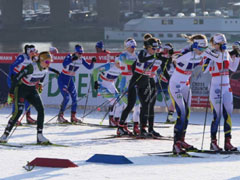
[203,49,240,137]
[169,51,204,133]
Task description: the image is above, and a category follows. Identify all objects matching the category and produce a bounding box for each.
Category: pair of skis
[0,142,68,148]
[148,149,240,158]
[92,134,173,141]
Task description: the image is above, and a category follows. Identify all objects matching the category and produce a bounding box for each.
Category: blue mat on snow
[86,154,133,164]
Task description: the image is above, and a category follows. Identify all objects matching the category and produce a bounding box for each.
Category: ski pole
[111,58,159,110]
[81,99,111,119]
[82,76,92,121]
[217,52,224,145]
[201,61,213,150]
[7,104,32,140]
[45,93,90,124]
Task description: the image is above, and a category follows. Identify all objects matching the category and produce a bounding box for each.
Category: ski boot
[109,115,118,127]
[71,112,82,123]
[109,117,119,127]
[148,129,162,138]
[173,141,186,154]
[16,121,22,126]
[0,132,9,143]
[140,126,148,137]
[210,138,223,151]
[180,136,196,151]
[57,112,69,124]
[133,122,140,136]
[26,112,37,124]
[37,133,50,144]
[224,137,238,151]
[117,123,132,136]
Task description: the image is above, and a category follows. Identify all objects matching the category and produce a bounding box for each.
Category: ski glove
[91,57,97,63]
[169,48,174,55]
[72,54,78,61]
[155,53,164,59]
[7,93,14,104]
[37,84,43,94]
[94,81,99,90]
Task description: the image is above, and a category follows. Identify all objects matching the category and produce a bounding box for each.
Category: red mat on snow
[28,157,78,168]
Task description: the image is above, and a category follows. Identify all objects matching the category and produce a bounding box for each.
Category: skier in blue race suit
[57,44,96,123]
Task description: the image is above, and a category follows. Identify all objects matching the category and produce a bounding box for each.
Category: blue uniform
[8,53,32,112]
[58,54,94,113]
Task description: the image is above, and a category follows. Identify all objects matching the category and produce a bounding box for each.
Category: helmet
[145,38,158,48]
[96,41,104,49]
[75,44,84,53]
[26,44,37,55]
[49,47,59,54]
[39,51,52,62]
[163,43,173,50]
[125,38,137,48]
[213,33,227,44]
[143,33,152,41]
[233,41,240,49]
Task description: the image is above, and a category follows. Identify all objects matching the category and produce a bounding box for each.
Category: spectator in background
[95,41,110,53]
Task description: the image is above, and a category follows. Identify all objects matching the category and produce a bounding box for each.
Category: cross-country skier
[202,34,239,151]
[116,38,140,134]
[93,57,123,126]
[117,35,153,136]
[0,51,53,144]
[57,44,96,123]
[155,43,176,124]
[118,37,169,137]
[95,41,110,53]
[169,34,208,154]
[8,44,38,125]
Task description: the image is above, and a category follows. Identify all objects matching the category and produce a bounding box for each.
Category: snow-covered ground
[0,107,240,180]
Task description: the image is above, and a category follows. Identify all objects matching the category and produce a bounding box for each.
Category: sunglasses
[197,46,208,52]
[29,49,38,53]
[44,60,51,65]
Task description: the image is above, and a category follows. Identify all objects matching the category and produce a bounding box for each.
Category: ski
[92,134,173,141]
[188,149,240,155]
[126,135,173,141]
[80,122,116,128]
[42,121,171,129]
[148,149,240,155]
[91,135,130,140]
[149,152,203,158]
[79,122,170,129]
[22,142,69,147]
[0,142,23,148]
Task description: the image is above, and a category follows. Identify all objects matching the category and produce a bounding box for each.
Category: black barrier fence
[0,64,10,104]
[230,65,240,109]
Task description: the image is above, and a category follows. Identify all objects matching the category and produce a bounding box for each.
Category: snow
[0,107,240,180]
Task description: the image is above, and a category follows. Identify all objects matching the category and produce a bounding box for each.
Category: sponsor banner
[0,53,19,64]
[0,53,239,108]
[0,52,120,64]
[0,64,10,103]
[42,62,171,106]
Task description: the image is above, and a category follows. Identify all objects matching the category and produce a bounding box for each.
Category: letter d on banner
[48,74,60,97]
